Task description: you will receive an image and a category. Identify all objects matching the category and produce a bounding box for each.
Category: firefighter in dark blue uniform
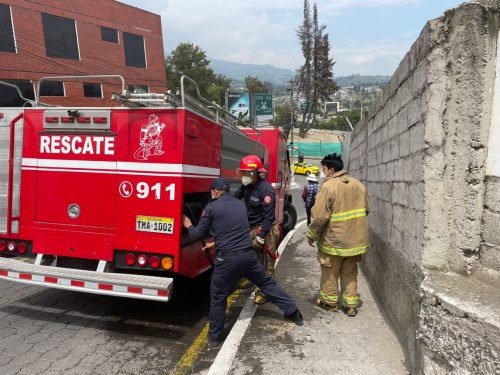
[183,178,303,347]
[234,155,281,304]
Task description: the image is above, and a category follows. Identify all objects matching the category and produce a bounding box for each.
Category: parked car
[293,162,320,176]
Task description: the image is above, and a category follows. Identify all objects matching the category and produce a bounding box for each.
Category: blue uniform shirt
[188,194,252,253]
[234,178,275,239]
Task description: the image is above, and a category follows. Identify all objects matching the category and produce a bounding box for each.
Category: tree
[296,1,338,136]
[320,109,363,131]
[272,104,292,133]
[206,74,231,106]
[166,43,231,105]
[166,43,213,95]
[245,76,270,93]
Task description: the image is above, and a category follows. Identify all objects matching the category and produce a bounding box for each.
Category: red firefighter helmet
[239,155,267,173]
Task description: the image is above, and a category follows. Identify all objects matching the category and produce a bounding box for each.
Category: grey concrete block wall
[483,177,500,272]
[348,2,500,373]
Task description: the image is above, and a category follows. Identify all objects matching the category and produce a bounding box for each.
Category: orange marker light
[161,257,173,270]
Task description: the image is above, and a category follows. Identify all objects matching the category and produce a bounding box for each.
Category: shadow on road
[0,270,213,340]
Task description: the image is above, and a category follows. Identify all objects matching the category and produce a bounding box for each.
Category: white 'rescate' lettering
[94,137,104,154]
[39,136,115,155]
[40,136,50,153]
[105,138,114,155]
[72,137,82,154]
[82,137,93,154]
[50,136,61,154]
[60,136,71,154]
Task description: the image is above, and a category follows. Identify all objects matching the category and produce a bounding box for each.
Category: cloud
[334,40,411,75]
[119,0,449,75]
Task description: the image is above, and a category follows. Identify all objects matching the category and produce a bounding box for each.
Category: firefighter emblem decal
[134,114,166,160]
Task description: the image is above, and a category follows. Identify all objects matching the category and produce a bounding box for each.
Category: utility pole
[360,100,363,120]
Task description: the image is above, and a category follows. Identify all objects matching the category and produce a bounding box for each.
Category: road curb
[206,219,307,375]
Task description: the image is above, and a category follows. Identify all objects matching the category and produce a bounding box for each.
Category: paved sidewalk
[215,225,407,375]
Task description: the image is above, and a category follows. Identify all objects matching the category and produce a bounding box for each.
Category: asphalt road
[0,175,311,375]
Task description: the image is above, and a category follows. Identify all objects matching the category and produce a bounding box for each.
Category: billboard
[254,93,273,116]
[227,93,250,123]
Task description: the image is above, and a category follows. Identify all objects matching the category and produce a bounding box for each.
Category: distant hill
[209,59,390,89]
[335,74,390,87]
[209,59,295,86]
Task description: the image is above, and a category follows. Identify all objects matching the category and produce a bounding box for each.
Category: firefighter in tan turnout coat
[306,153,369,316]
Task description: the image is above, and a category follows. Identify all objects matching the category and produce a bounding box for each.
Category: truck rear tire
[282,202,297,236]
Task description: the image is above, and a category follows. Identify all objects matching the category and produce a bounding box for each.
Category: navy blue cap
[210,177,230,192]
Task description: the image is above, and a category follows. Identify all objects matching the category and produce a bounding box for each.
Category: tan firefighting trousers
[317,252,362,308]
[250,223,280,277]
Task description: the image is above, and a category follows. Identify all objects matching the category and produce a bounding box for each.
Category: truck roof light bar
[93,117,108,124]
[76,117,91,124]
[44,117,58,123]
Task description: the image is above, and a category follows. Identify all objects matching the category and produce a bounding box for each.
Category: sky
[120,0,466,77]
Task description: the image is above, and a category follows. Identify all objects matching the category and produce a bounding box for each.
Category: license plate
[136,216,174,234]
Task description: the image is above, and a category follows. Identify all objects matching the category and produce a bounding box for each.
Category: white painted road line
[207,219,307,375]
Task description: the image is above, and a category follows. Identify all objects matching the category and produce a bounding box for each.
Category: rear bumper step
[0,257,173,302]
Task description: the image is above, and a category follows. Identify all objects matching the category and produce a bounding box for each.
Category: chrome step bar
[0,256,173,302]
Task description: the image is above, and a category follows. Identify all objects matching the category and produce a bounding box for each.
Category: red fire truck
[0,75,297,302]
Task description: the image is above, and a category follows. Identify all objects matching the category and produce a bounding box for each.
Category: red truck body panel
[0,106,293,300]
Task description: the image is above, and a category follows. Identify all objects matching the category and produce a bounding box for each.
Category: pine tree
[296,1,337,136]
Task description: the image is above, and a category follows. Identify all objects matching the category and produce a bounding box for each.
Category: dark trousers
[306,206,312,226]
[209,249,298,341]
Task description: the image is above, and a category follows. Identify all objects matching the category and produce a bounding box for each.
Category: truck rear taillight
[0,239,32,256]
[137,254,148,267]
[115,250,173,271]
[7,242,16,253]
[17,242,27,255]
[162,257,173,270]
[125,253,136,266]
[149,256,161,269]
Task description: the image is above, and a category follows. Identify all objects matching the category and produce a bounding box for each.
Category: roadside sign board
[227,93,250,123]
[255,93,273,116]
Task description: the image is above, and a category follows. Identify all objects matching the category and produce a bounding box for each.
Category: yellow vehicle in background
[293,162,320,176]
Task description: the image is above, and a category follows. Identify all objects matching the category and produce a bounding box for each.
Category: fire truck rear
[0,75,296,302]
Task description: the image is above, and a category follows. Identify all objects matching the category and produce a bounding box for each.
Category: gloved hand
[252,235,265,249]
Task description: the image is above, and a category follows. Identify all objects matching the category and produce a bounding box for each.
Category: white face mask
[320,171,326,179]
[242,176,253,186]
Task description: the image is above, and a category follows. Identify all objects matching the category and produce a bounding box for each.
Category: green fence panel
[288,142,342,157]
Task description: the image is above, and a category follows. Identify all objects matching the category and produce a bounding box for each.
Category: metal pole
[360,100,363,120]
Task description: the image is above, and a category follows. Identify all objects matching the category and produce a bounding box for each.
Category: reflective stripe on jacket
[306,170,369,257]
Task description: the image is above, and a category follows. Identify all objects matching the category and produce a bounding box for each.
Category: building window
[83,83,103,98]
[123,32,146,68]
[101,27,118,43]
[128,85,149,94]
[40,81,65,97]
[0,79,34,107]
[0,4,16,53]
[42,13,79,60]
